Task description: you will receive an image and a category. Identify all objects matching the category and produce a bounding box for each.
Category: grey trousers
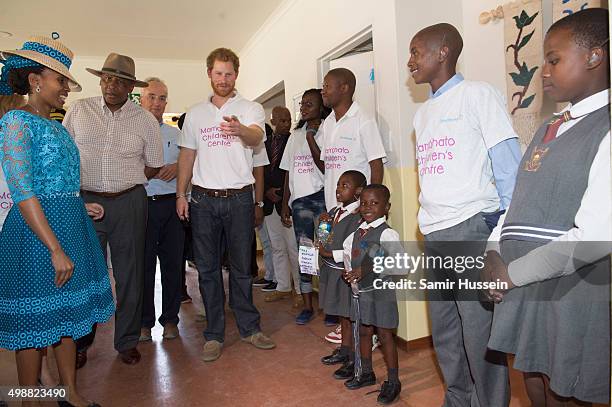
[82,186,147,352]
[424,212,510,407]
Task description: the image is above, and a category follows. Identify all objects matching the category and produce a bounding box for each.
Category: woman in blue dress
[0,37,114,407]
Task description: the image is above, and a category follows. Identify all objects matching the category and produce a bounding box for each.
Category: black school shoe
[261,282,277,292]
[321,348,349,365]
[377,380,402,405]
[344,371,376,389]
[333,361,354,379]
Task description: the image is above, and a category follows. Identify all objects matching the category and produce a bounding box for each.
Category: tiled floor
[0,263,573,407]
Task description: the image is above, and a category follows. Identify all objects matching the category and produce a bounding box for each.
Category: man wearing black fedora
[64,52,164,366]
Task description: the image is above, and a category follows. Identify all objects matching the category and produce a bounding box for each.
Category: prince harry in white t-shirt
[176,48,275,362]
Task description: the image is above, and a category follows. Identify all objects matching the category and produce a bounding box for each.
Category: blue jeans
[257,220,275,282]
[291,189,326,294]
[190,188,261,342]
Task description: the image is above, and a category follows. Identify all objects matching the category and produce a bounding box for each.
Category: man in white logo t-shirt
[319,68,387,210]
[176,48,276,362]
[409,24,519,406]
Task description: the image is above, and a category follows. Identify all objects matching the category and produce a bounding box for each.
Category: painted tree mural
[506,10,539,115]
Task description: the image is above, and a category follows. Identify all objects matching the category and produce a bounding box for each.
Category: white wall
[65,56,210,114]
[461,0,508,94]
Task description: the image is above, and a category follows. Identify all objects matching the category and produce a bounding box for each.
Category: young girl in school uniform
[317,170,365,380]
[484,8,611,406]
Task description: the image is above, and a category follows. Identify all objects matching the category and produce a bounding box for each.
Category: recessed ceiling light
[0,31,12,38]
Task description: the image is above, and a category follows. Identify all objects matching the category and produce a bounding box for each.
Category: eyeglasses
[143,94,168,102]
[100,74,132,88]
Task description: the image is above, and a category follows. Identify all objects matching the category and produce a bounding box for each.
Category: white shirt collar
[358,216,386,229]
[331,101,360,124]
[339,200,360,213]
[345,101,360,118]
[556,89,610,119]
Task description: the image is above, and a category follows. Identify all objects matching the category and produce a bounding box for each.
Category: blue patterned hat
[0,36,81,92]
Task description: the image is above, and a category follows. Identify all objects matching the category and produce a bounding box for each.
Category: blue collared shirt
[431,73,520,210]
[145,123,180,196]
[431,73,465,99]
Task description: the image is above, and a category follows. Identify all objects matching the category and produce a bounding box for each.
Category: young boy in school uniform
[483,8,611,406]
[318,170,365,380]
[408,23,520,406]
[342,184,402,405]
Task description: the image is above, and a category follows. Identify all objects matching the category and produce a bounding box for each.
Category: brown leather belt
[192,184,252,198]
[81,184,141,198]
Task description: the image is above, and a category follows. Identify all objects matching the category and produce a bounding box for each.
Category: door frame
[316,26,373,85]
[317,26,378,124]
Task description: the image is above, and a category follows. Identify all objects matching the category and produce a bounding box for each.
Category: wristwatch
[255,201,264,208]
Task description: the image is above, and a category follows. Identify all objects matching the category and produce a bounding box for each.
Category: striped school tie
[542,111,573,143]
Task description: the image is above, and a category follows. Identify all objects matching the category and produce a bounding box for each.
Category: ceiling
[0,0,285,60]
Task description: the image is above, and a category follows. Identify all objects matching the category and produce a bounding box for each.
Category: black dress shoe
[377,380,402,405]
[75,350,87,370]
[344,371,377,390]
[333,361,354,379]
[321,348,349,365]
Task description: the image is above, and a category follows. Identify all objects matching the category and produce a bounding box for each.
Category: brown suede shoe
[201,340,223,362]
[264,290,290,302]
[118,348,141,365]
[139,327,152,342]
[241,332,276,349]
[162,324,179,340]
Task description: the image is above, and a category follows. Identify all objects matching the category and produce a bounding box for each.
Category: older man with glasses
[138,77,184,343]
[63,53,164,366]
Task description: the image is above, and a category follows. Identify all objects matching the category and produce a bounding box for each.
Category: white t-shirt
[253,141,270,167]
[178,93,266,189]
[0,168,12,231]
[279,126,324,206]
[320,102,386,210]
[413,80,517,235]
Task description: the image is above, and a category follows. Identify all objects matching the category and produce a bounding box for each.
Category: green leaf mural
[517,30,535,51]
[510,63,538,87]
[513,10,528,28]
[519,94,535,109]
[524,11,538,27]
[513,10,539,29]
